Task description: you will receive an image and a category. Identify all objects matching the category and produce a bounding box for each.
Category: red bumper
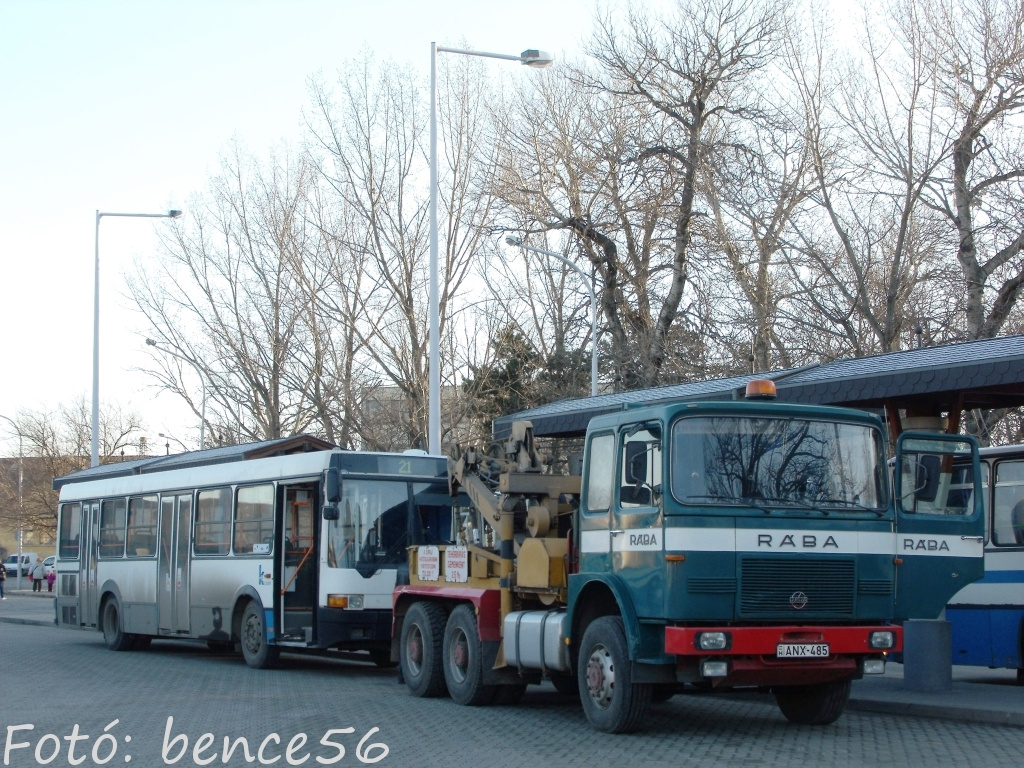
[665,625,902,656]
[665,625,901,686]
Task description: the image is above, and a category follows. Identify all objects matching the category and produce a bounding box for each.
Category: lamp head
[521,50,553,68]
[168,210,183,218]
[145,338,158,347]
[505,235,524,246]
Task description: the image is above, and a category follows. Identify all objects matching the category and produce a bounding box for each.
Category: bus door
[80,501,99,627]
[280,487,316,643]
[894,433,985,619]
[158,493,192,634]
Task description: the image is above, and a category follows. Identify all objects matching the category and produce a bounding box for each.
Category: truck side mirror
[322,505,339,521]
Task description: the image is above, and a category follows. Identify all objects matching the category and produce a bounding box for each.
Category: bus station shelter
[493,334,1024,443]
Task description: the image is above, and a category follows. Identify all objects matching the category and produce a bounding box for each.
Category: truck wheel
[240,602,280,669]
[578,616,652,733]
[773,679,851,725]
[101,598,133,651]
[401,602,447,697]
[443,604,496,706]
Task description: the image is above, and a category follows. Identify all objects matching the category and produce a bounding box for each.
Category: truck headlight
[697,632,731,651]
[869,630,895,649]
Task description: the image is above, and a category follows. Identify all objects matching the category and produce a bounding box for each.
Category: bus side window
[993,460,1024,545]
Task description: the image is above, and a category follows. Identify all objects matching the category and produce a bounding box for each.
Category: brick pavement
[1,618,1023,767]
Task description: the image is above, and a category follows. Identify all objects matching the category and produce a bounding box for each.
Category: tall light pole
[0,414,24,590]
[428,43,552,455]
[506,236,599,397]
[146,338,207,451]
[92,209,182,467]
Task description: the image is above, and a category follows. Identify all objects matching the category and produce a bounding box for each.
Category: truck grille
[740,558,855,616]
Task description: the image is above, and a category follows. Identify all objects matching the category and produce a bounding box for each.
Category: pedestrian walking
[31,559,45,592]
[46,568,55,593]
[0,563,6,599]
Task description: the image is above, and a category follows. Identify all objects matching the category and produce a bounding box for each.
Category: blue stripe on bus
[977,570,1024,584]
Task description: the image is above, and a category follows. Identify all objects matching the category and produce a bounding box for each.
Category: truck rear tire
[443,604,496,706]
[773,679,851,725]
[578,616,652,733]
[401,602,448,698]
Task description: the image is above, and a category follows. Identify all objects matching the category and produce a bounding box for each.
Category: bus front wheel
[240,602,280,669]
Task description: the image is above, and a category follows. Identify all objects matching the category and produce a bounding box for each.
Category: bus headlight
[328,594,364,609]
[869,630,895,649]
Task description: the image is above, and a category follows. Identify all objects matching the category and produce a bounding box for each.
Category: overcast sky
[0,0,622,452]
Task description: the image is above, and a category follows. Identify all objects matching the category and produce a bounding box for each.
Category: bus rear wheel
[773,679,851,725]
[101,598,133,652]
[240,602,280,669]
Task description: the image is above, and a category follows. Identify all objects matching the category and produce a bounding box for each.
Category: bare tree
[133,141,328,443]
[307,51,505,449]
[0,400,143,542]
[909,0,1024,339]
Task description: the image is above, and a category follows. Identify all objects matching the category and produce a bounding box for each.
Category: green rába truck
[389,380,985,732]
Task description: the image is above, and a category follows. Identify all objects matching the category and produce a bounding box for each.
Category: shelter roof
[493,335,1024,439]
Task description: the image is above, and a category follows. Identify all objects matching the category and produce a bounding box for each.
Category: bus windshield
[327,480,454,570]
[670,416,886,511]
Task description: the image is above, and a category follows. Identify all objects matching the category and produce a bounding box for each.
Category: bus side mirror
[323,505,339,521]
[325,468,341,503]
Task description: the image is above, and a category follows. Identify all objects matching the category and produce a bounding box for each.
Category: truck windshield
[670,416,885,511]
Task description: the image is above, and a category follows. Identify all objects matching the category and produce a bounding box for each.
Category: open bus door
[279,486,317,643]
[894,433,985,620]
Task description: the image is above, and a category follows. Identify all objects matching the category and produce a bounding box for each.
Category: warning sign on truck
[418,546,440,581]
[445,546,468,583]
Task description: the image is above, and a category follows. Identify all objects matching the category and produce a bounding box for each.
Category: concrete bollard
[903,619,953,692]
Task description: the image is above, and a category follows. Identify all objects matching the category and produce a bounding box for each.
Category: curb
[848,697,1024,728]
[0,617,55,627]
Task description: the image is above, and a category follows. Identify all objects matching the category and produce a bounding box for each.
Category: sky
[0,0,618,454]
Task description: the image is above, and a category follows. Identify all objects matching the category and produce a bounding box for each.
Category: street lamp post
[92,209,182,467]
[1,414,24,590]
[146,339,206,451]
[506,236,599,397]
[428,43,552,455]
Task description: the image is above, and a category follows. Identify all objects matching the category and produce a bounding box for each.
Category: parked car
[42,555,56,577]
[3,553,40,577]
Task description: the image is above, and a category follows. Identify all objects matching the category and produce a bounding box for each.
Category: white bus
[947,444,1024,682]
[54,437,463,668]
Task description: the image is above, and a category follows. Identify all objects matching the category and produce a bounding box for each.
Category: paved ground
[2,592,1023,767]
